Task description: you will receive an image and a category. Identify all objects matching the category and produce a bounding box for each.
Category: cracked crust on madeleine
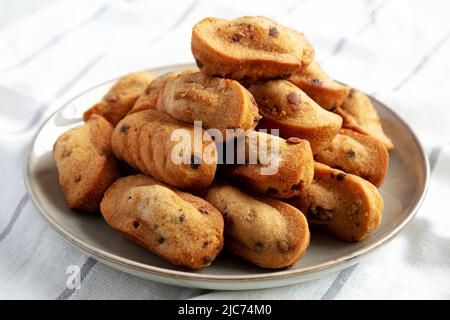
[128,67,199,115]
[192,16,315,81]
[156,72,260,138]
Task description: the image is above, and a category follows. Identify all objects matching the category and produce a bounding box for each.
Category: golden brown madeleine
[335,88,394,150]
[129,71,179,115]
[226,131,314,199]
[206,185,309,269]
[289,61,349,110]
[112,109,217,189]
[110,114,133,166]
[315,129,389,187]
[53,115,121,212]
[83,72,154,126]
[249,80,342,154]
[192,16,315,81]
[129,68,200,115]
[101,175,224,269]
[123,110,158,170]
[157,72,260,138]
[291,163,383,242]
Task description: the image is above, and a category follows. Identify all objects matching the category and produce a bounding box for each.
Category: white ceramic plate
[24,63,429,290]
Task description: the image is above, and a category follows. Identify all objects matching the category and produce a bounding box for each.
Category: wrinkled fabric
[0,0,449,299]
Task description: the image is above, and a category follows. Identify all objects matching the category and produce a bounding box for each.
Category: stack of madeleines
[53,16,392,269]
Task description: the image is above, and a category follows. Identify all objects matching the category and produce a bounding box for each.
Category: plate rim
[24,62,430,283]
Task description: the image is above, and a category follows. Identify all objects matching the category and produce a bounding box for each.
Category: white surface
[0,0,58,29]
[0,0,449,299]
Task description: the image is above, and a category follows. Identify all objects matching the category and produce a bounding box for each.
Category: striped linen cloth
[1,0,449,299]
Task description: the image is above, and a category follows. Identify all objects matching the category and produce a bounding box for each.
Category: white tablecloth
[1,0,449,299]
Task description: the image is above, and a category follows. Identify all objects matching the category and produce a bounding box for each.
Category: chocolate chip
[179,213,185,222]
[348,88,356,98]
[253,241,264,251]
[265,187,278,195]
[158,236,165,244]
[291,181,304,190]
[286,137,302,144]
[277,241,289,253]
[145,85,154,95]
[268,104,280,115]
[203,257,211,266]
[120,124,129,134]
[336,173,346,181]
[203,241,210,248]
[106,94,119,103]
[347,149,356,158]
[330,101,338,111]
[307,206,333,223]
[310,79,323,85]
[190,154,201,169]
[231,33,242,42]
[198,205,209,215]
[195,59,203,68]
[74,175,81,183]
[287,93,301,105]
[268,26,279,37]
[246,210,257,223]
[62,148,72,159]
[132,221,140,229]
